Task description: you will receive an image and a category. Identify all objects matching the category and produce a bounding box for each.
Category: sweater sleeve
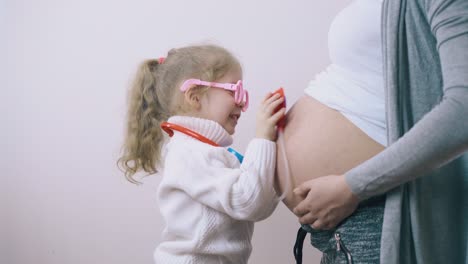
[171,138,278,222]
[345,0,468,200]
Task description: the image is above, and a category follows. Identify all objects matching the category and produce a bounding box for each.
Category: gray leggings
[294,196,385,264]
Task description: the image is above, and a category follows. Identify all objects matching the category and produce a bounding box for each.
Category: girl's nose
[237,100,248,111]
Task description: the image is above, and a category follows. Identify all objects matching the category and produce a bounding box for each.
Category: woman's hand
[256,92,286,141]
[293,174,359,230]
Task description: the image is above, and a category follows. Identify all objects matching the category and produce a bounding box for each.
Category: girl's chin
[226,121,237,134]
[226,125,236,135]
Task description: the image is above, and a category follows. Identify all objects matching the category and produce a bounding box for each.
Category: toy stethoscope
[160,121,244,163]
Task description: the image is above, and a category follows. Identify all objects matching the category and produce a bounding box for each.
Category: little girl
[118,44,286,264]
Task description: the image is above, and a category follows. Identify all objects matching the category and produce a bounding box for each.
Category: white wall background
[2,0,350,263]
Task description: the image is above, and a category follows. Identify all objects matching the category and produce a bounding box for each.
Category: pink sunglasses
[180,79,249,111]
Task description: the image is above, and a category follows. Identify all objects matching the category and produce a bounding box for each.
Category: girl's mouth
[230,114,240,122]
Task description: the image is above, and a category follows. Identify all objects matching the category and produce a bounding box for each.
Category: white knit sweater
[154,116,279,264]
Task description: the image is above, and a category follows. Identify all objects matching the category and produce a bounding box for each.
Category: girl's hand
[255,92,286,141]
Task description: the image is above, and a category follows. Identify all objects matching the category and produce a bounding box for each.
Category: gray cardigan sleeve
[345,0,468,200]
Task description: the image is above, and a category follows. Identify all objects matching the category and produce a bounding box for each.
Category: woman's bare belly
[275,95,385,212]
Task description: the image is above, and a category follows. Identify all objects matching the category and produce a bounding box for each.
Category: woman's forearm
[346,87,468,200]
[346,0,468,200]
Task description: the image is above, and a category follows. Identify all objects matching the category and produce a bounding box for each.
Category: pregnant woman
[276,1,387,262]
[277,0,468,263]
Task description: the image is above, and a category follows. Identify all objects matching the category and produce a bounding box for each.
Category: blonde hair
[118,44,241,183]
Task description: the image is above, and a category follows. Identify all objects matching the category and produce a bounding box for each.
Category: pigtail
[118,59,168,184]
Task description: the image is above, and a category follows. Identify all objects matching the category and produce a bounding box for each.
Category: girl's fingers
[264,96,285,115]
[270,107,286,123]
[263,92,281,105]
[262,92,273,102]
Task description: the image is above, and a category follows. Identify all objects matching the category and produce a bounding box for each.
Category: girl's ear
[184,88,202,110]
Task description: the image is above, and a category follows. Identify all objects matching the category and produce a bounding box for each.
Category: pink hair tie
[158,57,165,64]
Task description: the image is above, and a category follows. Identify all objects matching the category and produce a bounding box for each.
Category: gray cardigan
[345,0,468,263]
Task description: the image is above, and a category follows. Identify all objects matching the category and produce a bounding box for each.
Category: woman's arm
[345,0,468,200]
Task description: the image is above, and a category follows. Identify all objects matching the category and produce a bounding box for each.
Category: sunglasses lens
[230,80,248,111]
[242,91,249,111]
[234,84,242,104]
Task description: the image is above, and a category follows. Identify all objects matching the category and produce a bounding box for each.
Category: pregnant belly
[275,95,384,212]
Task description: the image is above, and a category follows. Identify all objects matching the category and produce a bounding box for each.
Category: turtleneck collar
[166,116,233,147]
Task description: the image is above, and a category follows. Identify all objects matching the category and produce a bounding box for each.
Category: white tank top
[304,0,387,146]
